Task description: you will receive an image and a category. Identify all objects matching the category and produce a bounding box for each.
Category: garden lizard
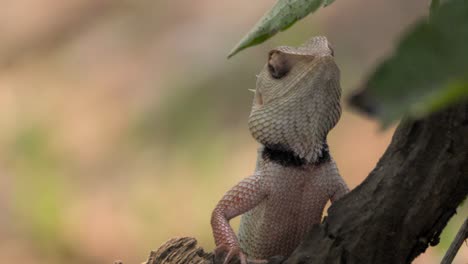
[211,36,349,264]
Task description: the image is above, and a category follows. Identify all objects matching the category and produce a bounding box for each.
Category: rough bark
[285,103,468,263]
[130,103,468,264]
[132,237,213,264]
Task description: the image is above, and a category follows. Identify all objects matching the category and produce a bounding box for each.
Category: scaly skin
[211,36,349,263]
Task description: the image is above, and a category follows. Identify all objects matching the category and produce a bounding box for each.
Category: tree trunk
[132,103,468,264]
[285,103,468,263]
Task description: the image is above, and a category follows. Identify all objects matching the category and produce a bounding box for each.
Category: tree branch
[285,103,468,263]
[441,218,468,264]
[130,103,468,263]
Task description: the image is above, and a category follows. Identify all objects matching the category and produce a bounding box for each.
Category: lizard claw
[214,244,248,264]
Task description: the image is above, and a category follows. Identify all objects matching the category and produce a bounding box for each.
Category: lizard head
[248,36,342,163]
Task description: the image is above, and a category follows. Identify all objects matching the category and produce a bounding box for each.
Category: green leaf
[228,0,332,58]
[351,0,468,125]
[324,0,336,6]
[430,0,440,17]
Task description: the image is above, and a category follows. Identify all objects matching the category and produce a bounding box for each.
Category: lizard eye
[268,51,290,79]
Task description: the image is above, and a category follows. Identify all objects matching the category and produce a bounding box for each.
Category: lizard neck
[260,142,330,168]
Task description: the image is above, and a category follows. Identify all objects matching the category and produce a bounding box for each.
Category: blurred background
[0,0,466,263]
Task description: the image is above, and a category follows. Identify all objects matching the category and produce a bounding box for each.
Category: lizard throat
[262,142,330,167]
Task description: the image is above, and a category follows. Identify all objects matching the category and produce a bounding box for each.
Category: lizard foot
[214,244,268,264]
[214,244,247,264]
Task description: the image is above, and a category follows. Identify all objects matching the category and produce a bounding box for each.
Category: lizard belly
[238,171,329,259]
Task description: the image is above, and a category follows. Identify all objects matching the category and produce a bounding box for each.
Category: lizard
[210,36,349,264]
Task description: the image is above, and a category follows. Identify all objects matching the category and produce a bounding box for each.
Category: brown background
[0,1,466,263]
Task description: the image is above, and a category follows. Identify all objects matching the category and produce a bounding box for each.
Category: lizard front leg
[211,174,268,264]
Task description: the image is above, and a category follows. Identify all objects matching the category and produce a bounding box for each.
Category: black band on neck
[317,142,331,164]
[262,144,306,167]
[262,142,330,167]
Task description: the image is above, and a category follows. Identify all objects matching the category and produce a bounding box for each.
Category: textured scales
[211,36,349,262]
[249,37,340,162]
